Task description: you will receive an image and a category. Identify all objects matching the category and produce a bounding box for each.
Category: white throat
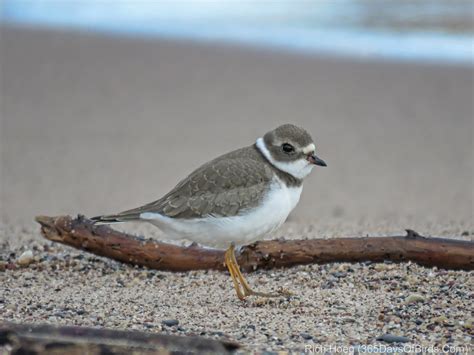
[256,137,314,180]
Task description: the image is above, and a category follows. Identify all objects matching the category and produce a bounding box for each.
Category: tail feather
[90,215,121,224]
[90,212,141,224]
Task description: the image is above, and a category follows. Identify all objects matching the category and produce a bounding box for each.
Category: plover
[92,124,326,300]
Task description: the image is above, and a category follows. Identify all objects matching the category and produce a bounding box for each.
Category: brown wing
[94,146,273,222]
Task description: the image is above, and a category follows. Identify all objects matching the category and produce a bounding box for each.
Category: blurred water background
[2,0,473,64]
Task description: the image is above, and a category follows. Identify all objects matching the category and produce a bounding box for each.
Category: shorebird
[92,124,326,300]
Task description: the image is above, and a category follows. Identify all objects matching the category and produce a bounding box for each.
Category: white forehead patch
[302,143,315,154]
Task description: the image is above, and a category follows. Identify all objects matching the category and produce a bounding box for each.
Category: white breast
[140,178,303,248]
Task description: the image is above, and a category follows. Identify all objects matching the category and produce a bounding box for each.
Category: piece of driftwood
[0,322,239,354]
[35,215,474,271]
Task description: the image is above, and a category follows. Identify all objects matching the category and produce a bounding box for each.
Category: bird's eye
[282,143,294,153]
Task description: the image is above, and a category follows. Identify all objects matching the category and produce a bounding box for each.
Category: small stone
[433,315,448,324]
[0,261,6,272]
[374,264,388,271]
[376,334,409,343]
[321,281,335,289]
[5,262,17,270]
[405,294,425,304]
[17,250,34,266]
[337,264,350,272]
[161,319,179,327]
[462,319,472,329]
[301,333,313,340]
[22,271,34,279]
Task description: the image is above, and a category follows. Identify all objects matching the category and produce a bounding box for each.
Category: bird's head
[256,124,326,180]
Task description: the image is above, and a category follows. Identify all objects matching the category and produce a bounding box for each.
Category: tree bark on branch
[35,215,474,271]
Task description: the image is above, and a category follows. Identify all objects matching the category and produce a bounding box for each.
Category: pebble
[342,317,356,323]
[22,271,34,279]
[374,264,389,271]
[405,294,425,304]
[17,250,34,266]
[432,315,448,324]
[161,319,179,327]
[376,334,410,343]
[1,227,472,353]
[0,261,6,271]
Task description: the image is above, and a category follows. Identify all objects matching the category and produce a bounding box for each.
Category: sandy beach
[1,25,473,352]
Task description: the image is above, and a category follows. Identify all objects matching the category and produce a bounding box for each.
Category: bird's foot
[224,243,293,301]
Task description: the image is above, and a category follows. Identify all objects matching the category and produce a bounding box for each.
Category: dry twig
[35,215,473,271]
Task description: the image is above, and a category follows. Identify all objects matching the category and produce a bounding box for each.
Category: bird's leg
[226,243,282,299]
[224,244,245,300]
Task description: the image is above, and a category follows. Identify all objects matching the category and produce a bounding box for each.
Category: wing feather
[92,146,273,222]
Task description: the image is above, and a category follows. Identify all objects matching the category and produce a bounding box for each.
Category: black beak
[308,154,327,167]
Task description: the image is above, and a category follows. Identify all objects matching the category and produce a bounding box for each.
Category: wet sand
[1,25,473,352]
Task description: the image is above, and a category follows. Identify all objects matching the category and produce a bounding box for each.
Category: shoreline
[2,7,474,66]
[3,22,474,68]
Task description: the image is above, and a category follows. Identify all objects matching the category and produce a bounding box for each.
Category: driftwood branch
[0,322,238,354]
[35,215,474,271]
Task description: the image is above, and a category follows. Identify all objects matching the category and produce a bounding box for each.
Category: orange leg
[225,243,289,300]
